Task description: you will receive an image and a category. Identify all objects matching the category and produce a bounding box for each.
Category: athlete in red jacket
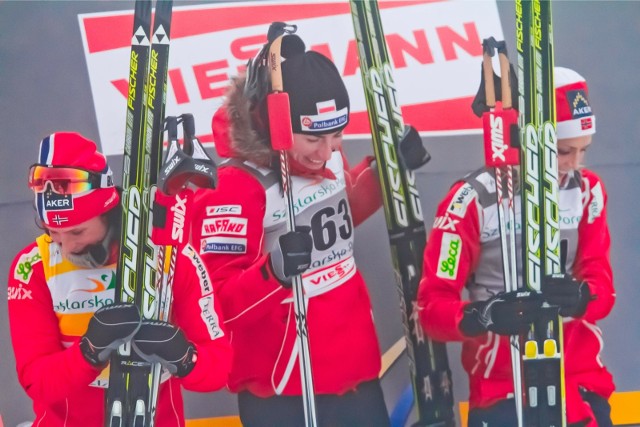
[7,132,232,426]
[197,29,387,426]
[418,68,615,426]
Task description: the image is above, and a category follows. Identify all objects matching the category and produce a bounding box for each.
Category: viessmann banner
[78,0,503,156]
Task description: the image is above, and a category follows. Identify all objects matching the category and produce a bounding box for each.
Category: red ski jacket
[192,152,384,397]
[8,234,232,427]
[418,167,615,426]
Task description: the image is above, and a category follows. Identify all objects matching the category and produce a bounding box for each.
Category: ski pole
[266,25,318,427]
[481,37,523,427]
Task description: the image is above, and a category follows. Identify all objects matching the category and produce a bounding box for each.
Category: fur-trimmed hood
[222,73,275,167]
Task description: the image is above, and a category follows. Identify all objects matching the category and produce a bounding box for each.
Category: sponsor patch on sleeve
[436,232,462,280]
[13,246,42,283]
[201,216,247,237]
[199,295,224,340]
[200,236,247,254]
[8,283,33,301]
[447,183,475,218]
[588,181,604,224]
[182,244,213,296]
[205,204,242,216]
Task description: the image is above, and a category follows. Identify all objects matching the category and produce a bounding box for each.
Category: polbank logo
[56,272,116,312]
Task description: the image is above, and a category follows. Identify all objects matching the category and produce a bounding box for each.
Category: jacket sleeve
[170,243,232,392]
[191,167,290,331]
[572,169,615,322]
[343,153,383,226]
[7,243,101,405]
[417,181,483,342]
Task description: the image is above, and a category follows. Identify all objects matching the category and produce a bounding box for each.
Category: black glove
[269,226,313,286]
[398,125,431,170]
[459,291,544,337]
[542,273,591,318]
[80,303,141,368]
[132,321,197,378]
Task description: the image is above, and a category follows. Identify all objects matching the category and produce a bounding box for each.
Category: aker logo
[436,232,462,280]
[206,205,242,216]
[44,192,73,210]
[200,236,247,254]
[201,216,247,236]
[433,214,459,232]
[8,283,32,301]
[567,89,592,119]
[14,247,41,282]
[447,183,475,218]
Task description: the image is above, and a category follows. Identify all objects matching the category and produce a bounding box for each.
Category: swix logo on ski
[206,205,242,216]
[437,232,462,280]
[489,113,507,162]
[567,89,592,119]
[171,194,188,243]
[14,247,41,282]
[201,216,247,237]
[8,283,32,301]
[433,214,459,232]
[78,2,504,155]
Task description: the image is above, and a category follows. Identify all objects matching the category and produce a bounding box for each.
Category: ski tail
[516,0,566,425]
[107,1,173,426]
[349,1,455,425]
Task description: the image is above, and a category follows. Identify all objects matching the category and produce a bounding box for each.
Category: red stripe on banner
[345,96,482,135]
[83,0,442,53]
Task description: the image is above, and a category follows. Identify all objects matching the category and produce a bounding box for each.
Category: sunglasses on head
[28,164,113,195]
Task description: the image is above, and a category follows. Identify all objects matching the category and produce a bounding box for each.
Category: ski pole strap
[158,115,217,194]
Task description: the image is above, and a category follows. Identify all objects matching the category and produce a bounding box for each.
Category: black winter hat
[281,37,350,135]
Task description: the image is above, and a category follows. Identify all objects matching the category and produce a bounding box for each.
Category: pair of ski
[107,1,215,426]
[482,1,565,425]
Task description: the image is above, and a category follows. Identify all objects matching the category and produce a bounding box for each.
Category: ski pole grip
[483,107,519,167]
[268,92,294,151]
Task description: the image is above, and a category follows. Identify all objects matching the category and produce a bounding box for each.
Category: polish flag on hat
[555,67,596,139]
